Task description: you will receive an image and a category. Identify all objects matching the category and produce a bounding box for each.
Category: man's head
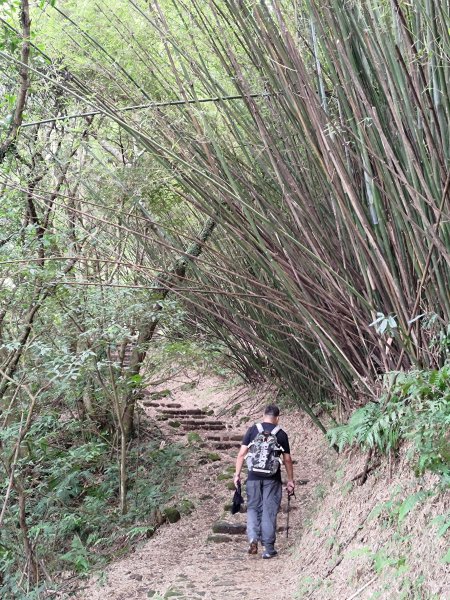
[263,404,280,423]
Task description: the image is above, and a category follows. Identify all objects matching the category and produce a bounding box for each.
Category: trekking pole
[286,480,307,539]
[286,490,296,539]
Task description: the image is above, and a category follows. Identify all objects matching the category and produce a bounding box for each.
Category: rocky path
[77,375,331,600]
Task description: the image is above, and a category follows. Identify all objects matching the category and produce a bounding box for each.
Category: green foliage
[61,535,90,574]
[150,337,231,377]
[431,512,450,537]
[177,498,195,515]
[396,493,429,524]
[204,452,220,462]
[372,548,408,576]
[328,364,450,481]
[186,431,202,444]
[328,401,400,454]
[369,488,432,528]
[0,414,187,596]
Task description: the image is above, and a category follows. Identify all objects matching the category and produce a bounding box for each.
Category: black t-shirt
[242,422,291,481]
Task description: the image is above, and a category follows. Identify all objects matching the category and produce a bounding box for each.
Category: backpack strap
[247,423,264,450]
[270,425,285,453]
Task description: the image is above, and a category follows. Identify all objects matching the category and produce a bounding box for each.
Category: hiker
[233,404,295,559]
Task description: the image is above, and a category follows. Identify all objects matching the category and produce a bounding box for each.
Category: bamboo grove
[1,0,450,426]
[0,0,449,591]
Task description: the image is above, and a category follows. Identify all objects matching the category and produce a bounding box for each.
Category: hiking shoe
[248,540,258,555]
[262,549,278,559]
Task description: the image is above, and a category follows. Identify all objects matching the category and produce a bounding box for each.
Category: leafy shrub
[327,363,450,482]
[0,414,187,596]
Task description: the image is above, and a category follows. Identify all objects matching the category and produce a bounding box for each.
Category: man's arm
[283,453,295,493]
[233,445,248,488]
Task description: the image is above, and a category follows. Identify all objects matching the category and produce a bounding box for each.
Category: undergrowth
[327,363,450,484]
[0,414,187,599]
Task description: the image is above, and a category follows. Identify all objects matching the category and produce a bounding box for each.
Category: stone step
[160,413,207,420]
[229,434,244,442]
[211,522,288,536]
[224,502,247,513]
[142,390,172,400]
[146,402,181,408]
[182,423,226,431]
[210,442,239,450]
[205,434,244,442]
[212,521,246,535]
[169,425,226,434]
[161,409,207,416]
[110,354,130,362]
[175,419,223,426]
[207,534,234,543]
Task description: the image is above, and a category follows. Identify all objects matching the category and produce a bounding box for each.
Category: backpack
[246,423,284,477]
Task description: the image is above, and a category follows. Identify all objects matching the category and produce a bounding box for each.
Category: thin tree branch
[0,0,31,163]
[20,93,273,128]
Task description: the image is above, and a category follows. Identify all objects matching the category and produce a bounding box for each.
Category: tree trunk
[0,0,31,163]
[16,478,39,585]
[122,216,216,440]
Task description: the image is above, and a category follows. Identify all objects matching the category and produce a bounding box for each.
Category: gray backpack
[246,423,284,477]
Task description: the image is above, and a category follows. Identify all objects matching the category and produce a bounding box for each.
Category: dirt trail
[76,374,332,600]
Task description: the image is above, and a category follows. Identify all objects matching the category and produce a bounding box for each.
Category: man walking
[233,404,295,558]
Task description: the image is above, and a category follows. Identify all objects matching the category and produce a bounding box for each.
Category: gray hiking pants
[246,479,282,551]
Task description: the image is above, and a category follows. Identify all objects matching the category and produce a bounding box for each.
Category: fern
[327,362,450,480]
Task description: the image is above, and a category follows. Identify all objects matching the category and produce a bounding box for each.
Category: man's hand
[286,480,295,495]
[233,473,241,489]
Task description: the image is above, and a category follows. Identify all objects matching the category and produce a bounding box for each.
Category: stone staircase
[140,386,255,554]
[140,388,305,544]
[110,346,244,453]
[109,343,133,369]
[142,395,243,454]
